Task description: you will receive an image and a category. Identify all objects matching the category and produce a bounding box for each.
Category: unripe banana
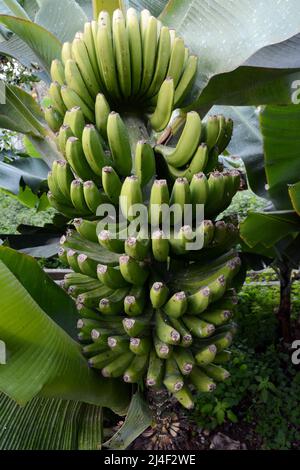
[77,285,114,309]
[102,166,122,205]
[156,310,180,345]
[119,255,149,286]
[134,140,156,187]
[107,112,132,176]
[66,249,80,272]
[201,363,230,382]
[45,106,63,132]
[74,219,98,243]
[107,336,129,354]
[125,236,150,261]
[167,37,185,87]
[83,22,102,85]
[174,347,195,375]
[64,59,94,110]
[95,93,110,140]
[164,291,187,319]
[151,230,170,262]
[120,176,143,221]
[97,264,128,289]
[212,221,227,246]
[169,225,195,255]
[48,169,66,204]
[123,310,152,337]
[146,349,164,387]
[140,16,158,95]
[49,82,67,116]
[190,172,209,207]
[194,344,217,366]
[50,59,65,86]
[163,358,184,393]
[217,117,233,154]
[146,26,171,98]
[130,337,151,356]
[214,350,232,364]
[61,85,95,122]
[189,367,216,392]
[63,107,85,139]
[82,124,109,176]
[173,386,194,410]
[183,316,215,338]
[205,172,225,217]
[150,282,169,309]
[82,341,108,358]
[61,42,73,64]
[48,192,78,218]
[83,181,107,213]
[155,112,202,168]
[201,309,232,327]
[124,286,146,316]
[102,352,134,378]
[65,137,97,182]
[207,275,227,303]
[149,77,174,132]
[203,115,220,150]
[58,247,68,265]
[77,254,98,278]
[70,179,90,214]
[123,353,149,383]
[58,124,73,155]
[98,230,125,254]
[167,143,209,182]
[168,317,193,348]
[186,288,210,316]
[72,35,101,98]
[140,9,151,43]
[174,55,198,108]
[88,349,121,369]
[112,9,131,98]
[149,179,170,226]
[96,11,121,100]
[170,177,191,225]
[99,287,129,315]
[126,8,142,96]
[154,334,173,359]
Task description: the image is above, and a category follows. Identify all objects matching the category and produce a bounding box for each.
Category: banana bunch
[45,8,243,411]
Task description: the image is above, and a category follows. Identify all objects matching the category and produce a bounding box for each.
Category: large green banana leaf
[0,247,130,413]
[160,0,300,108]
[0,393,103,450]
[0,156,49,195]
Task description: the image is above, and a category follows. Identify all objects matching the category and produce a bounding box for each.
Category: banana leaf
[0,393,103,450]
[2,0,30,19]
[0,247,130,413]
[160,0,300,108]
[289,181,300,216]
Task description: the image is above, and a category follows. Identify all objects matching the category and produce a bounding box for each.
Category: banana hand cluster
[45,8,242,411]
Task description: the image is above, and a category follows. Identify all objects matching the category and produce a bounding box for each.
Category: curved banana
[146,26,171,98]
[112,9,131,99]
[50,59,65,86]
[174,55,198,108]
[134,140,156,187]
[149,78,174,132]
[167,37,185,88]
[126,8,142,96]
[95,93,110,140]
[107,112,132,176]
[82,124,109,176]
[167,143,208,182]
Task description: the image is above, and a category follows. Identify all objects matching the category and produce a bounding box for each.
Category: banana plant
[0,0,300,451]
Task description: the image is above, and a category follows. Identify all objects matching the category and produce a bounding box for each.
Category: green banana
[112,9,131,98]
[72,35,100,99]
[82,341,109,358]
[119,255,149,286]
[97,264,128,289]
[98,230,125,254]
[163,358,184,393]
[65,137,97,182]
[155,112,202,168]
[48,168,66,204]
[149,179,170,226]
[45,106,63,132]
[58,124,73,155]
[83,181,106,213]
[194,344,217,366]
[49,82,66,116]
[140,9,151,44]
[77,285,113,309]
[207,275,227,303]
[134,140,156,187]
[77,254,98,278]
[102,352,134,378]
[211,332,233,352]
[126,8,142,96]
[123,309,152,336]
[150,78,174,132]
[64,59,94,110]
[170,177,191,225]
[70,180,90,214]
[63,107,85,139]
[174,347,194,375]
[53,160,73,202]
[168,317,193,348]
[61,85,95,122]
[61,42,73,64]
[150,282,169,309]
[167,37,185,87]
[217,117,233,154]
[151,230,170,262]
[200,309,232,326]
[156,310,180,345]
[173,386,194,410]
[201,363,230,382]
[83,21,102,85]
[107,335,129,354]
[205,172,225,217]
[58,247,68,265]
[169,226,195,255]
[154,334,173,359]
[123,353,149,383]
[120,176,143,221]
[146,349,164,387]
[82,124,109,176]
[183,316,215,338]
[214,350,232,364]
[189,367,216,392]
[99,287,129,315]
[140,15,158,95]
[107,112,132,176]
[48,192,78,218]
[167,144,208,183]
[88,349,121,369]
[164,291,187,319]
[66,249,80,272]
[130,337,151,356]
[77,318,103,335]
[203,115,220,150]
[190,172,209,208]
[125,236,150,261]
[146,26,171,98]
[174,55,198,108]
[124,286,146,316]
[101,166,122,205]
[95,93,110,140]
[50,59,65,86]
[77,303,102,321]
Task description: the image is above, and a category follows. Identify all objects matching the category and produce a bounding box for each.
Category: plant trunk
[277,263,292,343]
